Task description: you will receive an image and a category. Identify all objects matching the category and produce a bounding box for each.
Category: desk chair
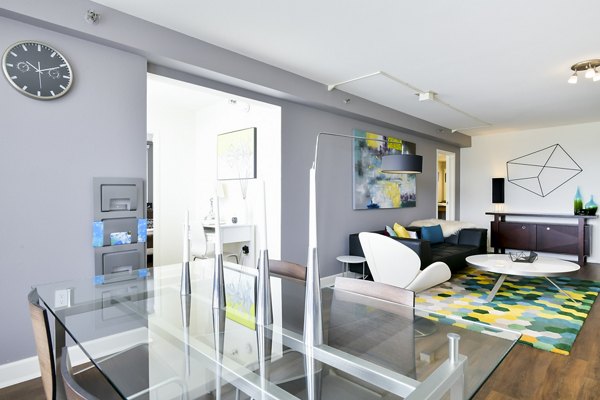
[358,232,451,293]
[190,221,239,263]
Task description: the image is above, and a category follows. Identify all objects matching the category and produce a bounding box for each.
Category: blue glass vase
[585,195,597,216]
[574,187,583,215]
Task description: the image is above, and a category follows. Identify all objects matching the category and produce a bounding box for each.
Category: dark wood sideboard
[486,212,597,267]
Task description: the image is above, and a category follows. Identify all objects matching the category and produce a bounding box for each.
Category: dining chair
[28,289,163,400]
[333,276,415,306]
[268,259,306,282]
[190,220,239,263]
[28,289,57,400]
[330,277,419,393]
[28,289,124,400]
[60,350,121,400]
[358,232,451,293]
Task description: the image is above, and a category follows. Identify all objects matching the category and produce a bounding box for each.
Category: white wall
[195,99,282,260]
[460,122,600,262]
[148,108,197,266]
[148,86,282,266]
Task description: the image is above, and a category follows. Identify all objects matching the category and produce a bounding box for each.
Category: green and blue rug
[416,267,600,355]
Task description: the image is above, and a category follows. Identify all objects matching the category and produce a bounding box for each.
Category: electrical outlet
[54,288,72,308]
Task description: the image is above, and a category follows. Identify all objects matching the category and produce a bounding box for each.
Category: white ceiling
[98,0,600,136]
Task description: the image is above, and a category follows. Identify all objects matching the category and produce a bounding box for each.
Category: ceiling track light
[568,72,578,84]
[568,59,600,84]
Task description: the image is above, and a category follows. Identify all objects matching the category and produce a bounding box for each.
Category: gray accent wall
[147,66,461,273]
[0,5,460,368]
[0,16,146,363]
[280,102,461,269]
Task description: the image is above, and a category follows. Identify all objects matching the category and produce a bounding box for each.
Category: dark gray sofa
[348,227,487,276]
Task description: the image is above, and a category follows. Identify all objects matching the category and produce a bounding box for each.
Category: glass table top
[34,260,520,399]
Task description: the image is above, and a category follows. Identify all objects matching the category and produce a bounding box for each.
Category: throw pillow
[393,223,411,238]
[385,225,398,237]
[421,224,444,244]
[408,230,418,239]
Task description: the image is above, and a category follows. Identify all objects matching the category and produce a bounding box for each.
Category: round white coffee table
[336,255,367,279]
[466,254,580,303]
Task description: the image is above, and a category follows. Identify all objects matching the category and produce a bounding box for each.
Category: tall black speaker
[492,178,505,204]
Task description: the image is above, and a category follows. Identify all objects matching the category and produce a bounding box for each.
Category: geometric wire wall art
[506,144,582,197]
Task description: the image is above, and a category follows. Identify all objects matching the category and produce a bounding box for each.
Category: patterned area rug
[416,267,600,355]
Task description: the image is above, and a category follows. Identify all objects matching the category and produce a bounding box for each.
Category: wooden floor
[3,264,600,400]
[473,262,600,400]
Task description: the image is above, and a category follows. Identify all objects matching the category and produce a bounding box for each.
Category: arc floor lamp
[303,132,423,348]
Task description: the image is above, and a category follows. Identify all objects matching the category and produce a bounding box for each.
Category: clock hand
[39,66,61,72]
[38,61,42,89]
[26,61,40,72]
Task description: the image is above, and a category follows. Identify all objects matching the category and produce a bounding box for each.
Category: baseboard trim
[0,327,148,389]
[0,356,40,389]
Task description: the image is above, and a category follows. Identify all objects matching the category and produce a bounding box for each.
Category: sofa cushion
[421,225,444,244]
[410,219,477,237]
[385,225,397,237]
[393,223,411,238]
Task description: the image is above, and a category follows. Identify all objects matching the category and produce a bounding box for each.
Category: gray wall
[147,66,461,274]
[0,5,460,367]
[281,103,460,271]
[0,16,147,363]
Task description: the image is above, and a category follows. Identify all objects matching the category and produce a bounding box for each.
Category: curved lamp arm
[304,131,422,347]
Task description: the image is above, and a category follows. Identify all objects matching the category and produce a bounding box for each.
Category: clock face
[2,41,73,100]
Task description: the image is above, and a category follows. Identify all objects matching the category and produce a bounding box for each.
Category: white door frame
[436,149,456,221]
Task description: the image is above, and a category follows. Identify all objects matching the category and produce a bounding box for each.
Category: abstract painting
[353,129,417,209]
[217,127,257,181]
[224,268,256,330]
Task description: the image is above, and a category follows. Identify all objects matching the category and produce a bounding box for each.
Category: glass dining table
[34,260,520,400]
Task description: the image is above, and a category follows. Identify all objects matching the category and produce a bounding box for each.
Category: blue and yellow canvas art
[352,129,417,210]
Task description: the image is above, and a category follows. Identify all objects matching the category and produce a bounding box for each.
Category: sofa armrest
[458,228,487,252]
[349,231,433,267]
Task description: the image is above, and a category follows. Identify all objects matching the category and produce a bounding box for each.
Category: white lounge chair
[358,232,451,293]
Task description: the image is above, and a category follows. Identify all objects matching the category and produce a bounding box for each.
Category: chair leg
[225,254,239,264]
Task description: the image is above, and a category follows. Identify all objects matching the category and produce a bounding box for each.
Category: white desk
[204,223,255,267]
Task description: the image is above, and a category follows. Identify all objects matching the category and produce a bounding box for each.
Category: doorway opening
[147,73,282,267]
[436,150,456,221]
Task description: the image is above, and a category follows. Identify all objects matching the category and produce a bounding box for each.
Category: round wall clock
[2,40,73,100]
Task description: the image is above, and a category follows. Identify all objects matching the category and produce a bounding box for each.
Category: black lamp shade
[492,178,505,203]
[381,154,423,174]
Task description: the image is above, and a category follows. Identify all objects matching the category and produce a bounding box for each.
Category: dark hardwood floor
[473,262,600,400]
[3,263,600,400]
[0,378,44,400]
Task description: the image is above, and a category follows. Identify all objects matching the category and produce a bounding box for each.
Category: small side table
[336,255,367,279]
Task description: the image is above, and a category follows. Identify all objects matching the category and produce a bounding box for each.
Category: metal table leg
[545,277,582,305]
[486,274,507,302]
